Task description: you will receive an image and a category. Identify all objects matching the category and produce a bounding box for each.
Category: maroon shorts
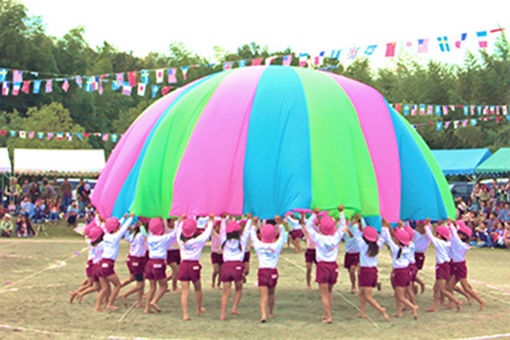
[91,262,100,282]
[392,267,411,287]
[127,255,147,276]
[220,261,245,282]
[196,228,205,235]
[145,258,166,281]
[343,252,360,269]
[211,252,223,265]
[359,266,378,288]
[290,229,304,240]
[178,260,202,282]
[305,248,316,264]
[86,259,94,277]
[99,258,115,278]
[452,261,467,280]
[435,262,451,280]
[243,251,251,263]
[409,263,418,282]
[315,261,339,284]
[166,249,181,265]
[258,268,279,288]
[415,252,425,270]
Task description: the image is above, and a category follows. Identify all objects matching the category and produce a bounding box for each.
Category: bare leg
[78,281,99,302]
[181,281,191,320]
[144,280,156,314]
[438,279,462,311]
[192,280,205,315]
[231,281,243,315]
[426,281,440,312]
[306,262,313,289]
[365,287,390,321]
[136,281,145,308]
[169,263,179,292]
[259,286,268,322]
[393,289,403,317]
[459,279,485,310]
[150,278,167,312]
[319,283,332,323]
[106,274,122,309]
[120,274,135,289]
[396,287,418,319]
[268,287,276,318]
[349,265,357,293]
[220,281,231,320]
[212,263,220,288]
[95,278,109,312]
[415,275,426,294]
[292,238,302,253]
[356,288,367,319]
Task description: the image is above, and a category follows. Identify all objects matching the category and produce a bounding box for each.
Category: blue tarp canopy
[475,148,510,176]
[432,148,492,176]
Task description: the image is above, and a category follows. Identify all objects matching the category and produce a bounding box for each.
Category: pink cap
[261,224,276,243]
[456,221,472,238]
[226,221,241,233]
[319,216,336,236]
[436,225,450,240]
[149,218,164,236]
[293,208,311,213]
[403,225,414,241]
[455,220,467,230]
[88,226,104,243]
[138,217,150,225]
[105,217,120,233]
[395,228,411,246]
[362,226,378,242]
[84,221,97,237]
[317,211,329,217]
[182,218,197,238]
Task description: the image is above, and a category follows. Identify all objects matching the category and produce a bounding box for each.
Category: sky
[21,0,510,66]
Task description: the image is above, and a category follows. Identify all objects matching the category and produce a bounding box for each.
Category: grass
[0,232,509,340]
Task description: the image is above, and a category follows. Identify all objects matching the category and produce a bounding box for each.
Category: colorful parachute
[91,66,455,222]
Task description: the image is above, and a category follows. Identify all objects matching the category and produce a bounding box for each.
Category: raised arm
[250,222,263,250]
[424,224,440,248]
[382,227,398,253]
[304,213,319,242]
[275,224,288,252]
[240,219,253,248]
[115,213,134,241]
[219,217,227,243]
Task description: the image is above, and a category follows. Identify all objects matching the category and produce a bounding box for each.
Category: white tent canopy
[14,149,105,176]
[0,148,12,173]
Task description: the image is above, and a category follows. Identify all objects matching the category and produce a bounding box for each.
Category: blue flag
[151,85,160,98]
[364,45,378,55]
[141,70,150,84]
[0,68,7,82]
[436,121,443,131]
[403,104,410,116]
[238,60,247,67]
[33,80,42,94]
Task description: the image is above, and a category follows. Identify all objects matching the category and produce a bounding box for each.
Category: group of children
[69,206,486,324]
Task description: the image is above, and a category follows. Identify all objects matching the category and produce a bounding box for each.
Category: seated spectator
[500,202,510,222]
[20,196,34,219]
[84,203,95,224]
[15,215,35,237]
[48,198,60,224]
[32,199,47,224]
[504,223,510,249]
[8,201,17,216]
[0,214,14,237]
[66,201,79,226]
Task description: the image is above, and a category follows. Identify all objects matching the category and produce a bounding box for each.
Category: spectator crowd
[0,176,95,237]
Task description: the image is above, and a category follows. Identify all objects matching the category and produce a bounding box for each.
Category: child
[446,220,486,310]
[343,214,361,294]
[382,222,419,319]
[219,215,252,320]
[250,217,289,323]
[165,218,181,293]
[210,220,223,289]
[0,214,14,237]
[118,219,148,308]
[67,202,79,226]
[351,219,390,322]
[241,219,252,283]
[285,211,304,253]
[96,213,134,311]
[144,217,178,313]
[48,199,60,224]
[70,221,98,303]
[177,214,214,321]
[304,206,346,324]
[424,219,462,312]
[402,224,420,303]
[16,215,35,237]
[300,212,317,289]
[413,221,429,293]
[76,225,104,303]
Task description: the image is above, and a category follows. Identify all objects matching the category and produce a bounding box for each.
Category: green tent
[475,148,510,176]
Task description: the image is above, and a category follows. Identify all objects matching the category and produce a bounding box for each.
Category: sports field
[1,231,509,340]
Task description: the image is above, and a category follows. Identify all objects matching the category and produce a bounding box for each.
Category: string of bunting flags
[0,27,505,99]
[390,103,509,116]
[411,115,510,131]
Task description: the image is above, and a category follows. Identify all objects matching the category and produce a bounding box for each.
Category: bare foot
[376,282,382,291]
[211,282,215,288]
[412,306,419,320]
[425,307,438,313]
[183,315,191,321]
[197,307,206,315]
[393,313,404,318]
[69,291,77,303]
[77,294,84,303]
[306,286,311,290]
[420,283,425,294]
[136,303,143,308]
[444,304,453,310]
[355,312,367,319]
[479,301,486,311]
[268,313,275,319]
[219,315,227,320]
[260,318,266,323]
[107,305,120,311]
[383,311,390,322]
[350,288,356,294]
[322,318,333,324]
[121,295,128,307]
[231,310,241,316]
[456,301,462,312]
[466,297,473,305]
[171,288,182,294]
[150,302,161,313]
[144,308,153,314]
[95,307,105,312]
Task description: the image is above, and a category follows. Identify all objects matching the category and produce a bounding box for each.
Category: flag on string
[75,132,83,140]
[265,56,277,66]
[137,83,146,96]
[490,105,495,114]
[444,121,451,129]
[411,105,417,116]
[476,31,488,48]
[21,80,30,93]
[181,66,189,80]
[282,55,292,66]
[111,134,118,142]
[314,51,325,66]
[9,130,16,136]
[442,105,449,115]
[252,58,263,66]
[0,68,7,82]
[162,86,172,96]
[503,106,508,115]
[238,60,247,67]
[403,104,410,116]
[19,131,26,139]
[12,82,20,96]
[65,132,72,141]
[102,134,109,142]
[395,103,401,113]
[155,69,164,83]
[83,133,91,138]
[427,105,433,115]
[298,54,308,67]
[128,71,137,86]
[453,120,460,129]
[435,105,441,116]
[56,132,63,140]
[151,85,160,98]
[364,45,377,55]
[45,79,53,93]
[464,106,469,116]
[85,77,95,92]
[417,38,429,53]
[223,62,233,70]
[98,79,103,95]
[333,50,341,59]
[483,106,489,115]
[329,50,336,59]
[496,105,500,115]
[33,80,41,94]
[75,76,83,88]
[62,79,70,92]
[437,36,450,52]
[470,119,477,126]
[477,106,482,115]
[141,70,150,84]
[436,121,443,131]
[349,47,360,59]
[455,33,467,48]
[115,73,124,84]
[12,70,23,83]
[37,132,44,139]
[462,120,468,127]
[0,130,5,136]
[111,80,121,91]
[490,27,505,33]
[2,81,9,96]
[419,104,426,115]
[167,68,177,83]
[385,42,396,57]
[122,82,132,96]
[497,116,502,123]
[46,132,53,140]
[405,41,413,48]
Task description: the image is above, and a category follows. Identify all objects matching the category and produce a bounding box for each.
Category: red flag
[251,58,263,66]
[21,81,31,93]
[162,86,173,96]
[490,28,505,33]
[395,103,401,113]
[83,133,91,138]
[0,130,5,136]
[128,71,137,87]
[385,42,396,57]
